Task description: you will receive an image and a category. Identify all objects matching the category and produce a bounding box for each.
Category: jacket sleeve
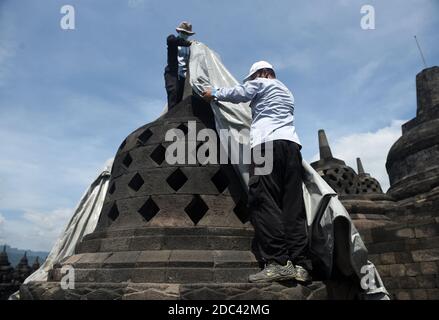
[167,34,191,47]
[215,81,260,103]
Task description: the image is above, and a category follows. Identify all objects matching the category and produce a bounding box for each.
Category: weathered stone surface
[412,248,439,262]
[389,264,406,277]
[405,263,422,277]
[420,262,438,275]
[20,281,328,300]
[387,67,439,200]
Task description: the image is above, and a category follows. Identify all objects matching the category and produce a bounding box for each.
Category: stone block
[420,262,438,275]
[74,269,97,282]
[77,252,112,267]
[411,289,428,300]
[214,250,257,267]
[368,241,406,254]
[131,268,166,283]
[398,277,418,289]
[412,248,439,262]
[405,263,421,277]
[136,250,171,267]
[414,223,439,238]
[213,268,259,283]
[100,237,132,252]
[122,284,180,300]
[84,288,121,300]
[169,250,214,267]
[416,275,436,289]
[395,252,413,264]
[129,236,163,250]
[103,251,141,268]
[406,236,439,251]
[94,269,133,283]
[76,239,101,253]
[395,228,415,239]
[61,254,84,266]
[426,289,439,300]
[164,235,209,250]
[381,277,399,290]
[395,290,411,300]
[376,265,390,277]
[380,253,396,265]
[389,264,406,277]
[165,268,213,283]
[180,285,228,300]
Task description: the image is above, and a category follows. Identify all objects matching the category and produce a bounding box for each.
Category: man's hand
[202,89,215,102]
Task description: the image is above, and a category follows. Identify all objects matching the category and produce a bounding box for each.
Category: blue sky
[0,0,438,251]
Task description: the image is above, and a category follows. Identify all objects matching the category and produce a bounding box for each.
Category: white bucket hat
[243,60,274,82]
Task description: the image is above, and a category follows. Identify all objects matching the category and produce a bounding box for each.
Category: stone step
[62,250,259,269]
[391,288,439,300]
[366,236,439,257]
[77,234,254,253]
[369,247,439,266]
[361,220,439,245]
[83,227,254,240]
[55,249,261,284]
[374,261,439,277]
[381,274,439,291]
[77,227,254,253]
[50,266,261,284]
[20,281,328,300]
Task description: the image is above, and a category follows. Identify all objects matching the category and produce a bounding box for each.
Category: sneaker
[248,260,296,283]
[293,264,312,283]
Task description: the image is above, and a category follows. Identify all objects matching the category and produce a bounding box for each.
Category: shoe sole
[248,275,291,283]
[293,275,312,283]
[250,274,312,283]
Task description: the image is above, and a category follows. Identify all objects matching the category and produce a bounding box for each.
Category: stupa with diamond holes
[20,94,327,300]
[311,130,396,230]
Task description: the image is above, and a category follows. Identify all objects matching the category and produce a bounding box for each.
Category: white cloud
[0,208,72,252]
[310,120,406,191]
[347,60,382,95]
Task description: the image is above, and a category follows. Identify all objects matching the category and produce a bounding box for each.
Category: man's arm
[203,81,260,104]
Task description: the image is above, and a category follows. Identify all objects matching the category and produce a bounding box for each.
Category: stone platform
[20,281,328,300]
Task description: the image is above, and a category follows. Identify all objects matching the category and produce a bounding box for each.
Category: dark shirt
[166,34,191,74]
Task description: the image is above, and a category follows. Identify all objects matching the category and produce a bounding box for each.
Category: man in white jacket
[202,61,310,283]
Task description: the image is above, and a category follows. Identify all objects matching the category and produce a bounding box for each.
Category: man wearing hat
[164,21,195,109]
[202,61,311,284]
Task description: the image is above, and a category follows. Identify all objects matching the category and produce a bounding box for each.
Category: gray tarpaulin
[16,160,113,287]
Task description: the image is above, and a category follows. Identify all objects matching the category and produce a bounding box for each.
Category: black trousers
[164,70,185,110]
[249,140,309,267]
